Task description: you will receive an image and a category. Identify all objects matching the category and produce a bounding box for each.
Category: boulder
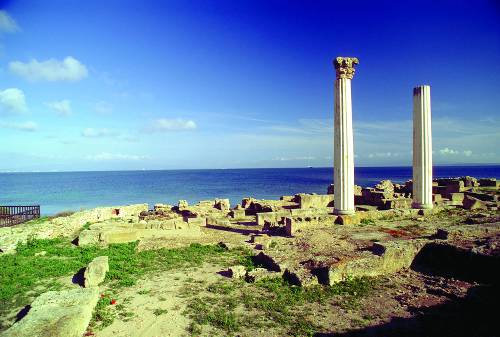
[463,195,487,210]
[2,287,99,337]
[84,256,109,288]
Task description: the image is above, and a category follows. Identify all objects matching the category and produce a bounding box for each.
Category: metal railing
[0,205,40,227]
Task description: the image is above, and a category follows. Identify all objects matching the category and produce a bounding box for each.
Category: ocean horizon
[1,165,499,215]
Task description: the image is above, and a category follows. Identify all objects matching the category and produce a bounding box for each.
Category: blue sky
[0,0,499,172]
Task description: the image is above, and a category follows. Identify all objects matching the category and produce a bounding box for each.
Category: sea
[1,166,499,216]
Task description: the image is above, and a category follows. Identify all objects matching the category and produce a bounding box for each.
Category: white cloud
[85,152,148,161]
[46,99,72,116]
[368,152,399,158]
[94,101,113,114]
[150,118,197,132]
[81,128,115,138]
[0,11,19,33]
[263,119,332,134]
[0,88,27,113]
[439,147,459,155]
[9,57,88,82]
[0,120,37,131]
[463,150,472,157]
[273,156,316,161]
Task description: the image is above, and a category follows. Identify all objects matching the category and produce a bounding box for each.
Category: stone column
[333,57,358,215]
[412,85,433,209]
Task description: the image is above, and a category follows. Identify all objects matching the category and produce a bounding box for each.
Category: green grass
[183,276,378,336]
[0,238,253,331]
[153,308,168,316]
[360,218,376,226]
[91,293,116,329]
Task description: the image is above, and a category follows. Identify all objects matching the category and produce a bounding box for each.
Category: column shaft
[412,85,433,209]
[334,78,355,214]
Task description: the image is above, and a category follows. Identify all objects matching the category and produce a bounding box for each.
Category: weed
[207,281,236,295]
[137,289,151,295]
[269,240,278,249]
[153,308,168,316]
[183,275,378,336]
[360,218,376,226]
[49,210,76,219]
[91,294,116,329]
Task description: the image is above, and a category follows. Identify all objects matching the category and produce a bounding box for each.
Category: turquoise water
[0,166,499,215]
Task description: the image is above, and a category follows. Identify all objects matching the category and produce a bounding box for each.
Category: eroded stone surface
[2,287,99,337]
[84,256,109,288]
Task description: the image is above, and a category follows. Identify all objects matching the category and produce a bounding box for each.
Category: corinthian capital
[334,57,359,80]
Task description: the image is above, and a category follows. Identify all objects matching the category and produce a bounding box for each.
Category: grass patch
[153,308,168,316]
[183,276,378,336]
[360,218,376,226]
[91,293,116,329]
[0,238,252,332]
[186,297,240,333]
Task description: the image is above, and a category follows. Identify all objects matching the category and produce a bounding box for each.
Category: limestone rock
[478,178,498,187]
[84,256,109,288]
[178,200,188,209]
[2,287,99,337]
[335,214,360,225]
[245,268,280,282]
[284,268,318,287]
[78,229,100,246]
[296,194,334,209]
[463,195,487,210]
[327,239,428,284]
[214,198,230,211]
[100,228,139,244]
[375,180,394,193]
[229,265,247,279]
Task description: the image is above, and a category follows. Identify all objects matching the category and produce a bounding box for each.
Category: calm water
[1,166,499,215]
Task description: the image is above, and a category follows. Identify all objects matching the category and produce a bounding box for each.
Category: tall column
[333,57,358,215]
[412,85,433,209]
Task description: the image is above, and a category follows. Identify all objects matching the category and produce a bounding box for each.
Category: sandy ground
[96,264,226,337]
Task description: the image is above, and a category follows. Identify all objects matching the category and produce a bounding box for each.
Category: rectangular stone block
[447,193,465,206]
[185,217,206,226]
[478,178,498,187]
[78,230,100,246]
[256,211,290,226]
[296,194,334,209]
[206,217,231,226]
[229,209,246,219]
[100,229,138,244]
